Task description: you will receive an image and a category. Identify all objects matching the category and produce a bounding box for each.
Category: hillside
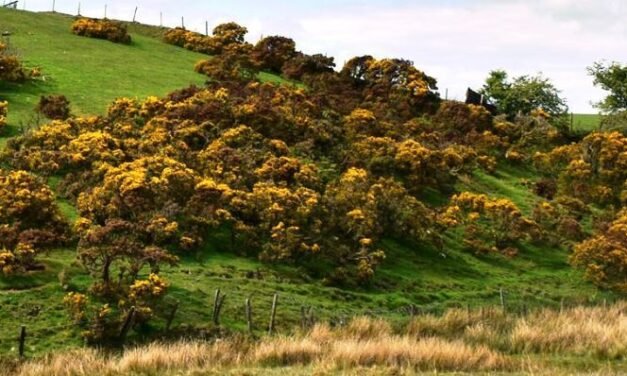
[0,9,208,139]
[0,8,623,373]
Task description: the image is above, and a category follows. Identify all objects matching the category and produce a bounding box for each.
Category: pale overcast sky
[12,0,627,112]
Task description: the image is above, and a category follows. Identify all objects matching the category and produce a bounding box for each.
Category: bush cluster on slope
[71,18,131,44]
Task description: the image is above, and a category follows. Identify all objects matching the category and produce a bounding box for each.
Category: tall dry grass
[510,302,627,358]
[5,302,625,376]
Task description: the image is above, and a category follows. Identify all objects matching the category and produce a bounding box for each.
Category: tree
[341,57,440,118]
[212,22,248,45]
[587,61,627,113]
[282,53,335,80]
[195,44,257,82]
[340,55,374,84]
[76,219,177,294]
[480,70,568,122]
[251,36,297,73]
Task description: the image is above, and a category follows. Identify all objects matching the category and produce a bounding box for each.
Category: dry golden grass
[330,336,508,372]
[6,331,508,375]
[253,337,323,366]
[5,303,626,376]
[407,307,512,339]
[339,316,393,340]
[510,302,627,358]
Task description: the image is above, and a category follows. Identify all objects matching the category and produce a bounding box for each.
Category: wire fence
[0,285,622,359]
[5,1,229,36]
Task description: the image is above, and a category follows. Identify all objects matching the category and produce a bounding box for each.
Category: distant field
[572,113,601,131]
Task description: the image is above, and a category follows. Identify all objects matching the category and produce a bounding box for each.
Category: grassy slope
[0,9,207,140]
[0,10,619,368]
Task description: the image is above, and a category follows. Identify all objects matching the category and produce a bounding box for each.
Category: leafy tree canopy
[480,70,568,122]
[588,61,627,114]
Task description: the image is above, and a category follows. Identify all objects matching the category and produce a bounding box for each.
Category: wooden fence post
[499,288,506,310]
[216,294,226,325]
[18,325,26,358]
[212,289,222,326]
[181,16,185,29]
[268,294,278,336]
[246,298,253,334]
[205,21,209,36]
[119,306,136,343]
[306,307,315,328]
[409,304,418,318]
[165,302,179,331]
[132,6,138,23]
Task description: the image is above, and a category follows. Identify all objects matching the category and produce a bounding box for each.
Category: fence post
[246,298,253,334]
[216,294,226,325]
[499,288,506,310]
[268,293,278,336]
[181,16,185,29]
[212,289,221,326]
[205,21,209,36]
[119,306,136,344]
[165,302,179,331]
[18,325,26,358]
[52,0,55,12]
[307,307,315,328]
[104,4,107,19]
[132,6,138,23]
[77,2,81,16]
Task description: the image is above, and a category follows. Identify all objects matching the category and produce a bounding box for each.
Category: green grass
[572,113,601,132]
[0,9,621,370]
[0,9,207,137]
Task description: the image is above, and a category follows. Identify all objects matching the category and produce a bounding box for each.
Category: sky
[11,0,627,112]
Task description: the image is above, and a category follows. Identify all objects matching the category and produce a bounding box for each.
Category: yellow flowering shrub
[71,18,131,44]
[572,210,627,293]
[63,292,89,323]
[0,101,7,134]
[0,42,28,82]
[449,192,540,255]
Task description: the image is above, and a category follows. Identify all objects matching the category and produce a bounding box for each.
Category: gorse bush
[163,23,248,55]
[71,18,131,44]
[0,169,68,275]
[0,42,29,82]
[0,101,7,134]
[37,94,71,120]
[3,49,571,288]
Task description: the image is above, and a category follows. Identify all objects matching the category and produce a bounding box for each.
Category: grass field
[572,113,601,132]
[0,8,622,371]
